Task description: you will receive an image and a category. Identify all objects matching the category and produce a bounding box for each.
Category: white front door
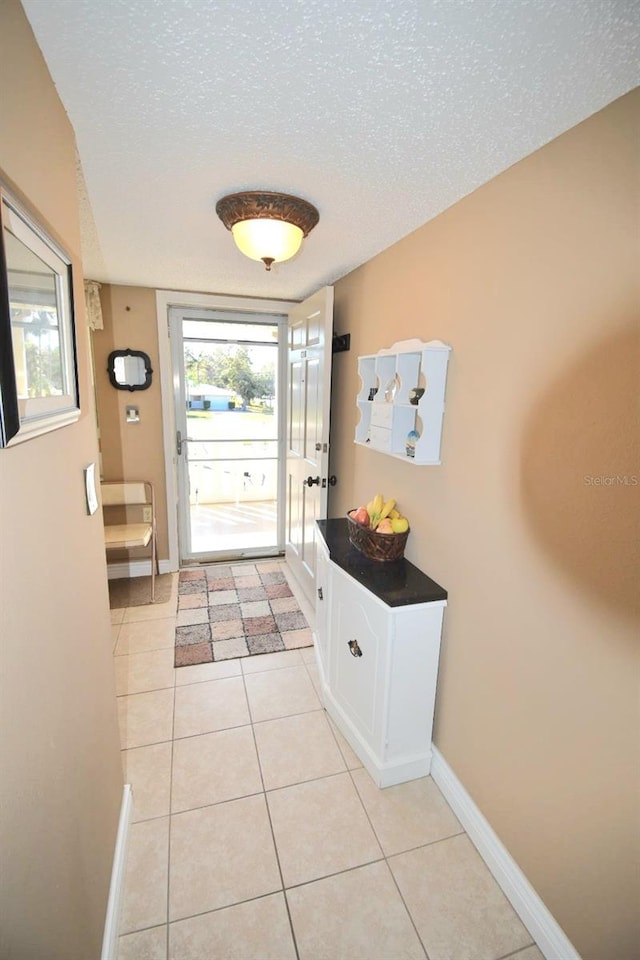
[285,286,334,604]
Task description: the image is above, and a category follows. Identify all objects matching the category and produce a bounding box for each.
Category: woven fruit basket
[346,512,409,562]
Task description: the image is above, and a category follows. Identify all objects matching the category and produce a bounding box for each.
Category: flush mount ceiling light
[215,191,319,271]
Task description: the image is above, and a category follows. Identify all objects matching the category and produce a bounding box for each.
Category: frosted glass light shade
[231,219,303,265]
[216,192,319,271]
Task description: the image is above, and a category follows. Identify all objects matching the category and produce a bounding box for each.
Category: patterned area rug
[108,574,173,609]
[175,562,312,666]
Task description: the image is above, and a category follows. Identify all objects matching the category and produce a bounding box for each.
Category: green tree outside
[184,345,275,409]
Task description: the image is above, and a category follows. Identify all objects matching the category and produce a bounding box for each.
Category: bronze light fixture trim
[215,190,320,271]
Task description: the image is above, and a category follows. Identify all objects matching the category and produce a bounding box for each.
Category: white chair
[101,480,158,602]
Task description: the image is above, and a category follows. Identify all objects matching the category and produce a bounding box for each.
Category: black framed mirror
[107,348,153,391]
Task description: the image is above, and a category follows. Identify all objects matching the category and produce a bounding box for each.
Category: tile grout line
[111,620,121,656]
[384,851,431,960]
[249,688,436,955]
[116,684,176,698]
[343,763,431,959]
[113,640,177,658]
[117,921,167,946]
[164,652,178,959]
[165,889,293,933]
[166,581,180,959]
[125,792,466,847]
[123,700,328,759]
[241,665,301,960]
[297,644,478,959]
[495,943,537,960]
[281,855,388,893]
[322,703,367,776]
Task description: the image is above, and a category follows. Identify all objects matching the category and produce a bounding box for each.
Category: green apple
[391,517,409,534]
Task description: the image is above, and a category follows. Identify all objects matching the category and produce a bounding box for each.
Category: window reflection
[113,354,147,386]
[6,230,64,401]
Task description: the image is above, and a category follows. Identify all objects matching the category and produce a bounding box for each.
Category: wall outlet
[142,506,152,523]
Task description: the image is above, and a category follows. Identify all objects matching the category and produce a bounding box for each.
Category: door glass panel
[181,319,280,558]
[305,356,320,460]
[288,359,304,455]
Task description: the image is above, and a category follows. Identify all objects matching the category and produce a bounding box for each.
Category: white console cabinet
[315,520,447,787]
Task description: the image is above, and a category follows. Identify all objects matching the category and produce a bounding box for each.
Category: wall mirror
[0,188,80,447]
[107,348,153,391]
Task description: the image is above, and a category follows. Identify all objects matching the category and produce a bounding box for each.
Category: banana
[365,494,397,530]
[367,493,386,529]
[380,498,396,521]
[389,508,400,519]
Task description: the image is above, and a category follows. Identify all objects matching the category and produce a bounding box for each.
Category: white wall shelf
[354,338,451,464]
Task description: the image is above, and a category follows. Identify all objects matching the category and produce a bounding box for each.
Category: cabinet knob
[317,586,323,600]
[348,639,363,658]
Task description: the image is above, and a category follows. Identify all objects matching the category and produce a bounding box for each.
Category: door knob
[305,476,320,486]
[328,475,337,486]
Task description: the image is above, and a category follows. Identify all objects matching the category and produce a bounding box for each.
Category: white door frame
[156,289,296,572]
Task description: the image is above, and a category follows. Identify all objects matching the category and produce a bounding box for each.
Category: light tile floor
[113,562,544,960]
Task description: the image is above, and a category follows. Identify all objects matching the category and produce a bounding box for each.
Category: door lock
[305,476,320,486]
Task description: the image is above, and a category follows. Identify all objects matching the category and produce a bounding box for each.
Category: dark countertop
[317,518,447,608]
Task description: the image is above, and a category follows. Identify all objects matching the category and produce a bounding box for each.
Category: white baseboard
[101,784,133,960]
[430,747,581,960]
[106,559,172,579]
[319,680,430,787]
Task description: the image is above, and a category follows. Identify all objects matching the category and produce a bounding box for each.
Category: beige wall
[93,284,169,560]
[36,45,637,956]
[0,2,123,957]
[329,90,639,960]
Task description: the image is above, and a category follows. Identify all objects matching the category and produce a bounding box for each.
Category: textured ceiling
[21,0,640,301]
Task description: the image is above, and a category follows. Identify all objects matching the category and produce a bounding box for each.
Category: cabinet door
[314,537,330,681]
[385,604,445,761]
[330,571,386,746]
